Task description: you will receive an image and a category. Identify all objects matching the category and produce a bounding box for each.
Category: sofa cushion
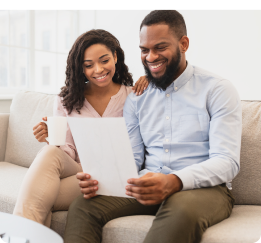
[0,162,28,213]
[201,205,261,243]
[103,206,261,243]
[232,101,261,205]
[50,206,261,243]
[5,91,55,168]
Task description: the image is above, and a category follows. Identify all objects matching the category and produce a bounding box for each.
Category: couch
[0,91,261,243]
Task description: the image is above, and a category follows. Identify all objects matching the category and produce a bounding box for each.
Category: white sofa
[1,91,261,243]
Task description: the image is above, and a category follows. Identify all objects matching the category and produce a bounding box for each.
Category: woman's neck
[84,80,121,98]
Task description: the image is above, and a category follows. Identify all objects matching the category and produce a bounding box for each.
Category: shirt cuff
[172,169,194,191]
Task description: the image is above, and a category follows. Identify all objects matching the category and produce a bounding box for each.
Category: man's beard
[143,48,181,91]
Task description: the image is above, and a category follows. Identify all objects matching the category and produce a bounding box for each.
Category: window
[0,10,81,95]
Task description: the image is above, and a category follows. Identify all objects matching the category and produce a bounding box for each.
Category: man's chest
[137,93,210,145]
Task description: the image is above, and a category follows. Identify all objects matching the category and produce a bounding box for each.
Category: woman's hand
[76,172,99,199]
[132,76,149,96]
[33,117,48,144]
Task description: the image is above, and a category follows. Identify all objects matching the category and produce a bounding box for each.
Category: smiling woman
[13,29,148,227]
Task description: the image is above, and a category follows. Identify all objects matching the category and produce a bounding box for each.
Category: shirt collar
[166,61,194,92]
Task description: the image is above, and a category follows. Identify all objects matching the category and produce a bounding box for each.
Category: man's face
[139,24,182,90]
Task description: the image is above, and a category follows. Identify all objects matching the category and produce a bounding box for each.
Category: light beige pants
[13,145,82,227]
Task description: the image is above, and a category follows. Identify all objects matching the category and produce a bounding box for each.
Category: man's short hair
[140,10,187,40]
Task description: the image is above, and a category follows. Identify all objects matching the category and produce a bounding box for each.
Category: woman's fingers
[76,172,91,180]
[135,76,149,96]
[79,180,98,188]
[132,77,142,93]
[83,192,98,199]
[33,123,47,135]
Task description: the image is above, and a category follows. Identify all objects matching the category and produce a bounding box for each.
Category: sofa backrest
[5,91,55,168]
[232,101,261,205]
[4,92,261,205]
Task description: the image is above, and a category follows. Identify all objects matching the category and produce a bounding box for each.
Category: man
[64,10,242,243]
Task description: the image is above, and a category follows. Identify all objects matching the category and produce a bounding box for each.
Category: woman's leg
[13,145,82,225]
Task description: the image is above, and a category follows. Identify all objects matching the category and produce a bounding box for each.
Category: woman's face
[82,44,117,88]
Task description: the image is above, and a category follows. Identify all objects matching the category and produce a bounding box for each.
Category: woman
[13,29,148,227]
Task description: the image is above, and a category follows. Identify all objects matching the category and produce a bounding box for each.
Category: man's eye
[157,47,166,50]
[141,49,148,53]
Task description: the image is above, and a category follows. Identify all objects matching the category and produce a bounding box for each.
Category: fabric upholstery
[5,91,55,168]
[0,162,28,214]
[0,113,9,161]
[232,101,261,205]
[201,205,261,243]
[49,206,261,243]
[1,92,261,242]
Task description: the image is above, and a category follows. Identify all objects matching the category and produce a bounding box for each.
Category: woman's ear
[114,51,117,64]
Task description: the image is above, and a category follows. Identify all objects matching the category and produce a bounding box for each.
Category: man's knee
[67,195,105,224]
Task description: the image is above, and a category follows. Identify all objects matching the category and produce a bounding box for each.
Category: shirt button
[166,94,170,97]
[174,87,178,91]
[166,116,169,120]
[165,149,169,153]
[166,139,169,142]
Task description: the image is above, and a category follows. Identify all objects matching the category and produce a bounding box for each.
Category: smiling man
[64,10,242,243]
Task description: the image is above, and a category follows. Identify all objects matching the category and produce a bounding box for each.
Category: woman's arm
[53,96,79,162]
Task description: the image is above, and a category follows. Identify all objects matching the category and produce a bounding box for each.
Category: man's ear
[179,36,189,53]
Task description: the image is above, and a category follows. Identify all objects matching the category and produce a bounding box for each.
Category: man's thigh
[144,184,234,243]
[64,195,160,243]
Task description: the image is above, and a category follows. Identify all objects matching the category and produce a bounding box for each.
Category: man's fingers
[126,191,155,201]
[128,177,155,187]
[126,185,154,194]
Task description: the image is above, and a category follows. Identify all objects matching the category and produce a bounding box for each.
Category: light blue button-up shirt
[123,62,242,190]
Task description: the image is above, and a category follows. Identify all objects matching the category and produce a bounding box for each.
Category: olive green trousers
[64,184,234,243]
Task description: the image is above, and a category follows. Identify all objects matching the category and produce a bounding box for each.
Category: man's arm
[124,94,183,205]
[173,79,242,190]
[123,94,145,172]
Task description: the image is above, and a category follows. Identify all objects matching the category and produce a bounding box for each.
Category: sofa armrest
[0,113,9,161]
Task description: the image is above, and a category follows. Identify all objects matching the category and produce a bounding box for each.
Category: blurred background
[0,10,260,112]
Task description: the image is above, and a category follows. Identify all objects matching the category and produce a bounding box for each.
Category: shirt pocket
[179,114,209,142]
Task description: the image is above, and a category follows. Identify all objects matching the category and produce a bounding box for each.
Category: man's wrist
[167,174,183,195]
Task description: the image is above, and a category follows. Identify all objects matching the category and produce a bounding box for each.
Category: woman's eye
[102,60,109,64]
[85,65,92,68]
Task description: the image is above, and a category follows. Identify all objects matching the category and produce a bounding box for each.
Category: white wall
[93,10,261,100]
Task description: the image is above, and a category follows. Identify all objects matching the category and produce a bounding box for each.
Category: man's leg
[64,195,160,243]
[143,183,234,243]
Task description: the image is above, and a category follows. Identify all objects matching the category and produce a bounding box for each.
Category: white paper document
[67,117,139,198]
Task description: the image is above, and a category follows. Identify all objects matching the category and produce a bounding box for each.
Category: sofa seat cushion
[0,162,28,213]
[100,205,261,243]
[201,205,261,243]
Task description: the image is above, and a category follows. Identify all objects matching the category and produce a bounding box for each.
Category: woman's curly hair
[59,29,134,114]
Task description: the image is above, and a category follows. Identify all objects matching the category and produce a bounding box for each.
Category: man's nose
[146,50,159,63]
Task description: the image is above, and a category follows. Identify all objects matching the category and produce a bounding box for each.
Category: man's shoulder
[192,65,224,82]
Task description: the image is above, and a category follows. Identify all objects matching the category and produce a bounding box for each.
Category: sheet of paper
[67,117,139,198]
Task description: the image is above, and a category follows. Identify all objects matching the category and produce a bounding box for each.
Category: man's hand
[76,172,99,199]
[125,172,183,205]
